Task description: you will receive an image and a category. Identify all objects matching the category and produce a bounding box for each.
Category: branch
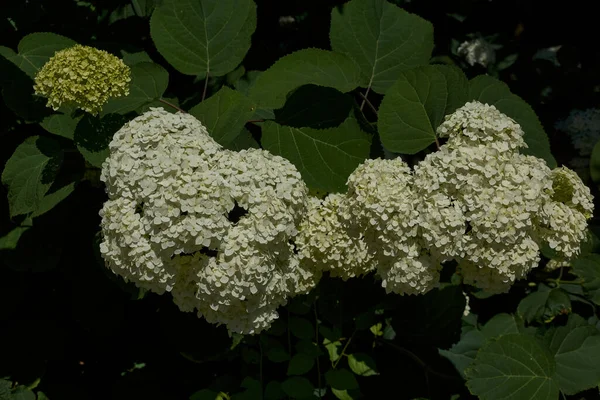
[202,72,210,102]
[360,86,372,112]
[376,338,460,381]
[159,98,186,113]
[358,90,378,116]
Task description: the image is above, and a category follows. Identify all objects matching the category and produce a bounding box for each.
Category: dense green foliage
[2,0,600,399]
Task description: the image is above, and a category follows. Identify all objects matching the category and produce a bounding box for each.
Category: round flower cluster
[415,101,593,292]
[34,44,131,115]
[295,194,373,281]
[100,102,594,332]
[298,101,593,295]
[555,108,600,171]
[341,159,441,294]
[457,38,496,68]
[99,108,317,334]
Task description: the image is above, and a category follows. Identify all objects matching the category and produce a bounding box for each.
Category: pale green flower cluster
[34,44,131,115]
[100,108,316,334]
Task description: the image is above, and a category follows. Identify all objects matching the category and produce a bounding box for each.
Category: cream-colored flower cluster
[99,108,317,334]
[298,101,593,295]
[295,194,373,281]
[100,102,594,333]
[34,44,131,115]
[415,101,593,292]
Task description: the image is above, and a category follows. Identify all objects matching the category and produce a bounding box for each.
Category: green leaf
[274,85,353,129]
[0,219,32,251]
[287,353,315,376]
[468,75,556,168]
[249,49,362,109]
[1,71,52,122]
[121,49,153,66]
[189,86,255,146]
[465,334,559,400]
[378,65,468,154]
[331,388,362,400]
[0,379,11,399]
[32,181,76,218]
[267,347,290,363]
[74,114,129,167]
[281,377,314,399]
[295,340,324,359]
[2,136,63,217]
[150,0,256,77]
[439,313,520,378]
[11,388,36,400]
[323,339,343,363]
[190,389,220,400]
[480,313,521,338]
[40,113,82,140]
[261,116,371,192]
[37,391,50,400]
[264,381,285,400]
[0,32,76,78]
[330,0,434,95]
[233,70,275,121]
[234,70,262,96]
[572,254,600,305]
[225,128,260,151]
[517,287,571,324]
[439,330,485,379]
[289,317,314,340]
[347,353,378,376]
[543,314,600,395]
[325,369,359,390]
[101,62,168,115]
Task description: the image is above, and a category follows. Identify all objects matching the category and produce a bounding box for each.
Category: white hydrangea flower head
[437,101,527,152]
[376,246,442,295]
[537,167,594,260]
[342,158,441,295]
[295,194,375,281]
[414,144,552,293]
[457,38,496,68]
[100,108,316,334]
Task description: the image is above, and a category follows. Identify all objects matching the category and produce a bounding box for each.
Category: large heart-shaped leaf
[150,0,256,77]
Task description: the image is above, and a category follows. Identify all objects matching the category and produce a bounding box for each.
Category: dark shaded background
[1,0,599,399]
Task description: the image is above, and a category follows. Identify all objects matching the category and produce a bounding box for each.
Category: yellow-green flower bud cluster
[34,44,131,115]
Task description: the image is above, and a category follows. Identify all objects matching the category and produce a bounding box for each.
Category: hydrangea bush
[2,1,600,399]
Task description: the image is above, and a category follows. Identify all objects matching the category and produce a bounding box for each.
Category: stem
[550,279,585,286]
[434,136,441,150]
[313,300,322,396]
[202,73,209,102]
[332,330,355,369]
[358,90,378,116]
[376,338,459,381]
[259,341,264,400]
[159,98,186,113]
[287,309,292,400]
[246,119,265,124]
[359,86,372,112]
